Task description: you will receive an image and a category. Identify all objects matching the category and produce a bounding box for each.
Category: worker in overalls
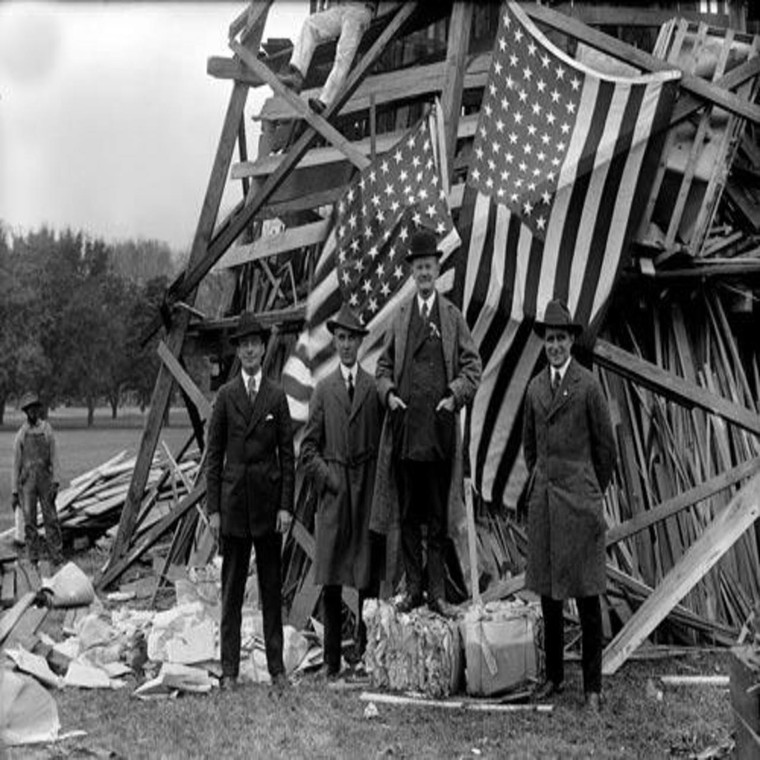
[11,392,64,566]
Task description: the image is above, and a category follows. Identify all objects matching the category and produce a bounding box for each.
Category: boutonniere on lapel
[265,413,274,421]
[428,322,441,340]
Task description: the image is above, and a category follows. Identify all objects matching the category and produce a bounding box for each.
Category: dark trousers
[22,471,63,564]
[322,534,384,673]
[221,532,284,679]
[397,459,450,602]
[541,595,602,694]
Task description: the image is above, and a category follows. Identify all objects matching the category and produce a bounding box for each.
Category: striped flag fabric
[459,2,680,507]
[283,104,460,426]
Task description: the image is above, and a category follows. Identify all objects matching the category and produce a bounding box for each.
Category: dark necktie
[421,301,429,321]
[347,372,355,403]
[551,371,560,396]
[248,377,257,406]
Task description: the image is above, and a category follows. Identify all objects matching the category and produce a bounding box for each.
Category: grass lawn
[4,646,734,759]
[0,407,192,532]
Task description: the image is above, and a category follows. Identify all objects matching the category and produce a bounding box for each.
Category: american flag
[460,3,680,507]
[283,104,460,425]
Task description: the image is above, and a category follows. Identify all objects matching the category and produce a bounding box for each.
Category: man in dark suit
[301,303,383,677]
[522,299,616,712]
[206,312,295,692]
[373,229,481,615]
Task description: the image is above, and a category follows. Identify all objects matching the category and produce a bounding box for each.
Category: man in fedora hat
[372,228,481,616]
[522,299,616,711]
[206,312,295,692]
[11,392,64,564]
[301,302,383,677]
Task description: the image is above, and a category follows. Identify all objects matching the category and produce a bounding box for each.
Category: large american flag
[460,3,680,507]
[283,104,460,425]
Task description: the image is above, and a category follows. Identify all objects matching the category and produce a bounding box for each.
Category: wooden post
[464,480,481,605]
[440,1,472,181]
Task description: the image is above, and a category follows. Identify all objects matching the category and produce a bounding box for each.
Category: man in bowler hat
[206,312,295,691]
[372,229,481,615]
[522,299,616,711]
[301,303,383,676]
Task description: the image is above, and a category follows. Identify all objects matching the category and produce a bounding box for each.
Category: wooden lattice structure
[93,1,760,676]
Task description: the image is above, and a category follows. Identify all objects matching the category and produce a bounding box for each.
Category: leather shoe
[534,679,564,700]
[395,594,423,614]
[277,64,304,93]
[219,675,238,692]
[585,692,602,712]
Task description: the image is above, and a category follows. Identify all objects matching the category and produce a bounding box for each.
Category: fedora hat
[19,391,42,412]
[231,312,271,343]
[326,303,368,336]
[405,229,442,263]
[534,299,582,336]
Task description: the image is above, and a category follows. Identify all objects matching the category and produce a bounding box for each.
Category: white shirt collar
[340,363,357,384]
[416,291,436,314]
[552,356,572,382]
[242,368,262,393]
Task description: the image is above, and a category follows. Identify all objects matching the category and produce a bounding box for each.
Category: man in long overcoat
[522,299,616,711]
[371,229,481,615]
[301,303,383,676]
[206,312,295,691]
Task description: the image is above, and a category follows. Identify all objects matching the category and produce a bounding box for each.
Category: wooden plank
[523,3,760,125]
[0,591,35,645]
[550,3,729,28]
[157,341,212,420]
[99,485,206,590]
[153,3,418,323]
[213,220,330,270]
[606,458,760,546]
[438,1,472,180]
[602,472,760,675]
[1,565,15,608]
[5,605,47,651]
[230,40,371,172]
[593,339,760,437]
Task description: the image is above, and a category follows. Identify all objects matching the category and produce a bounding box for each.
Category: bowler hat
[19,391,42,411]
[405,229,442,262]
[231,312,271,343]
[327,303,368,336]
[534,299,582,336]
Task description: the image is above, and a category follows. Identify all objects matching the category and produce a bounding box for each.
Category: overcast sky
[0,1,308,252]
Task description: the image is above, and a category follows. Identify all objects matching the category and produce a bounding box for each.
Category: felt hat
[405,229,443,262]
[326,303,369,336]
[19,392,42,411]
[534,299,582,336]
[231,312,271,343]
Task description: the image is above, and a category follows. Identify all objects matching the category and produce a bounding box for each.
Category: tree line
[0,224,176,426]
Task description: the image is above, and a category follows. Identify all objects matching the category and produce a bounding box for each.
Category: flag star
[537,151,546,162]
[514,111,524,124]
[354,259,364,272]
[380,160,390,174]
[551,157,560,166]
[547,171,556,182]
[426,158,434,170]
[509,54,518,67]
[418,187,428,200]
[423,138,430,152]
[436,221,446,234]
[484,103,493,117]
[412,155,421,168]
[390,200,400,213]
[394,150,403,163]
[551,90,561,103]
[349,293,358,307]
[561,122,570,134]
[527,123,537,136]
[426,204,437,217]
[514,27,523,42]
[368,297,378,313]
[542,190,551,204]
[347,189,355,202]
[505,75,515,90]
[491,140,501,154]
[399,227,409,241]
[364,227,373,239]
[523,143,532,155]
[488,158,496,171]
[494,61,502,76]
[527,41,537,56]
[495,118,505,133]
[376,262,385,277]
[523,200,533,216]
[376,210,385,224]
[385,183,395,197]
[555,65,565,79]
[528,181,536,192]
[412,211,421,225]
[400,169,408,181]
[522,67,532,81]
[519,161,528,173]
[499,37,507,52]
[518,89,528,103]
[531,102,542,116]
[515,177,523,188]
[472,167,481,181]
[393,265,404,280]
[381,282,391,296]
[546,112,556,126]
[341,271,351,285]
[501,169,510,181]
[369,169,376,182]
[541,54,550,68]
[359,178,366,190]
[338,200,345,214]
[509,132,518,144]
[536,216,546,231]
[505,151,514,164]
[489,83,497,97]
[361,280,372,294]
[350,239,360,253]
[503,11,510,26]
[486,176,494,189]
[570,77,581,91]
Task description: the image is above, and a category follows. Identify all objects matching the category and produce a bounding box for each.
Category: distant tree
[109,238,175,285]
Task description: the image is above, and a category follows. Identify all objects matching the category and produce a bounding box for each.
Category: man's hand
[11,492,20,510]
[276,509,293,534]
[388,392,407,412]
[436,395,455,413]
[208,512,220,543]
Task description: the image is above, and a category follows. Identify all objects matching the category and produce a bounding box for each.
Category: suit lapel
[232,375,251,420]
[349,365,371,422]
[395,299,413,383]
[536,367,553,415]
[246,377,272,436]
[329,367,352,418]
[547,359,576,420]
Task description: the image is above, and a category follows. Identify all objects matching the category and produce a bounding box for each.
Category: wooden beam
[229,40,371,171]
[157,341,212,420]
[606,457,760,547]
[524,3,760,125]
[550,3,729,29]
[155,3,418,323]
[440,1,473,181]
[603,472,760,674]
[98,485,206,590]
[593,339,760,437]
[0,591,35,645]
